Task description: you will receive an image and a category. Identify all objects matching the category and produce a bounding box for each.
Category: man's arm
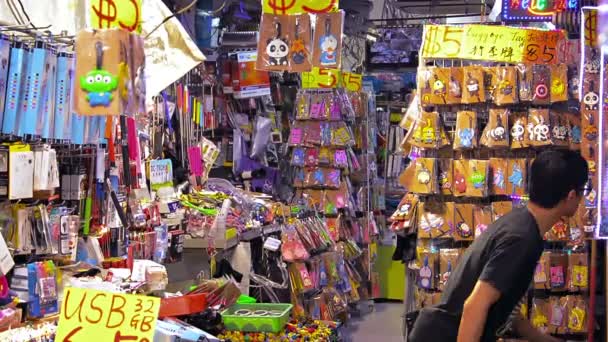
[512,315,563,342]
[457,280,501,342]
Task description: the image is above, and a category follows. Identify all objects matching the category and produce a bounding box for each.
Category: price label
[302,67,340,89]
[342,72,362,92]
[421,24,563,64]
[262,0,339,15]
[89,0,142,33]
[55,287,160,342]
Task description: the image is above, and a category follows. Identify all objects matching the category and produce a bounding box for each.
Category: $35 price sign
[89,0,142,33]
[302,67,362,92]
[262,0,338,15]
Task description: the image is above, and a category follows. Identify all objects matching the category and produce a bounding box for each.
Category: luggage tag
[0,37,10,127]
[289,15,312,72]
[419,255,433,289]
[508,159,526,195]
[3,43,27,135]
[291,147,305,167]
[318,18,338,67]
[567,297,586,332]
[510,111,529,149]
[550,112,568,146]
[80,41,118,107]
[265,19,290,67]
[20,43,47,137]
[532,64,551,105]
[53,53,73,141]
[40,49,57,140]
[517,64,533,102]
[582,80,599,111]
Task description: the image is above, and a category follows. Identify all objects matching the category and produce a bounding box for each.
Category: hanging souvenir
[528,109,552,146]
[438,158,454,195]
[461,66,485,104]
[548,297,567,334]
[534,252,550,289]
[295,90,311,120]
[480,109,509,148]
[318,147,332,165]
[510,111,529,149]
[494,66,518,105]
[418,67,433,105]
[453,110,477,150]
[447,67,463,104]
[291,147,306,167]
[289,14,312,72]
[418,254,435,290]
[389,193,419,229]
[489,158,508,196]
[531,64,551,105]
[410,158,436,194]
[550,112,568,146]
[567,65,580,100]
[584,48,600,74]
[288,121,305,145]
[453,159,468,196]
[517,64,533,102]
[566,296,587,332]
[473,205,492,238]
[568,253,588,290]
[256,14,291,71]
[453,204,474,241]
[567,113,582,150]
[582,80,599,111]
[305,148,319,167]
[407,111,440,149]
[531,298,550,333]
[549,252,567,291]
[429,67,449,105]
[507,159,527,196]
[550,64,568,103]
[439,249,461,291]
[312,11,344,69]
[466,160,488,197]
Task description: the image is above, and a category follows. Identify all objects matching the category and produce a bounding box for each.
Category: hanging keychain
[266,20,289,67]
[80,41,118,107]
[319,18,338,66]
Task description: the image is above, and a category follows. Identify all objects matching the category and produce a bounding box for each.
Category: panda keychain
[266,21,289,67]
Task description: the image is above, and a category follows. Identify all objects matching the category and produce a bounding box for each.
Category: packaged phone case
[418,201,452,239]
[295,90,311,120]
[304,121,322,145]
[462,66,486,104]
[305,148,319,167]
[532,64,551,105]
[550,64,568,103]
[447,67,463,104]
[292,147,306,166]
[510,111,529,149]
[318,147,332,165]
[549,252,568,291]
[289,14,312,72]
[289,121,306,145]
[438,158,454,195]
[439,249,461,291]
[331,122,353,147]
[494,66,518,105]
[550,112,568,146]
[453,203,474,241]
[473,205,492,238]
[466,159,489,197]
[517,64,534,102]
[312,11,344,69]
[534,252,551,290]
[429,67,449,105]
[417,249,438,290]
[257,14,292,71]
[548,296,568,334]
[566,296,587,333]
[489,158,508,196]
[568,253,588,291]
[333,149,348,169]
[531,298,550,333]
[491,201,513,221]
[528,109,552,146]
[324,168,341,189]
[453,159,468,197]
[454,110,477,150]
[481,108,509,148]
[507,159,527,196]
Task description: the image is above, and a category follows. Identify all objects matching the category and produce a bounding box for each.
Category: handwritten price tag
[55,287,160,342]
[89,0,142,33]
[263,0,339,14]
[341,72,362,92]
[302,67,340,89]
[421,24,563,64]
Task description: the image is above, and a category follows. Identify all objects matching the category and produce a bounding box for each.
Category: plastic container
[221,303,293,333]
[158,293,207,318]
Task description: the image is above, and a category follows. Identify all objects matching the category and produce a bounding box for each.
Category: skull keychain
[511,120,525,142]
[551,116,568,142]
[80,41,118,107]
[583,80,599,111]
[319,18,338,66]
[266,21,289,66]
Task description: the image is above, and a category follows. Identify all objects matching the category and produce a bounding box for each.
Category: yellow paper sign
[262,0,339,15]
[421,24,563,64]
[341,72,363,92]
[55,287,160,342]
[302,67,341,89]
[89,0,142,33]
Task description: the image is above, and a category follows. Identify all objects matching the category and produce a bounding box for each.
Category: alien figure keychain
[80,41,118,108]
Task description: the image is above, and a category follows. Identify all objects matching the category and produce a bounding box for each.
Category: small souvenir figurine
[266,21,289,66]
[449,75,462,99]
[319,19,337,66]
[80,41,118,107]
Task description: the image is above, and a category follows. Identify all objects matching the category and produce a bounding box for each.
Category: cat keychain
[319,19,337,66]
[80,41,118,107]
[266,21,289,66]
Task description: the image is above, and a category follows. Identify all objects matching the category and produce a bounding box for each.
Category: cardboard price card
[262,0,339,15]
[55,287,160,342]
[88,0,142,33]
[302,67,341,88]
[342,72,363,92]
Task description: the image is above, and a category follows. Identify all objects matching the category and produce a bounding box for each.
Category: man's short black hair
[529,150,589,208]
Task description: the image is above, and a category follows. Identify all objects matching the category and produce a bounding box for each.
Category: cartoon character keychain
[551,116,568,142]
[585,48,600,74]
[509,163,524,191]
[449,75,462,99]
[419,256,433,289]
[80,41,118,107]
[584,114,598,141]
[465,72,481,101]
[454,170,467,194]
[583,81,599,111]
[489,113,507,142]
[494,167,505,190]
[291,17,306,65]
[417,163,431,185]
[455,208,472,238]
[442,261,452,286]
[319,19,337,66]
[266,21,289,66]
[469,167,485,189]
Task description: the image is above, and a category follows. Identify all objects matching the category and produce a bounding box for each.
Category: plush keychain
[266,21,289,67]
[80,41,118,107]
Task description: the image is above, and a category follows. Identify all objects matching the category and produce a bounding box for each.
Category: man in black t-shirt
[409,150,589,342]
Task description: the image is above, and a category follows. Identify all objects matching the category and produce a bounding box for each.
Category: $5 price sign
[90,0,142,33]
[302,67,362,91]
[263,0,339,15]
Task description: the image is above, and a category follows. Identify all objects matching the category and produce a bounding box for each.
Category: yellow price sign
[302,67,340,89]
[262,0,339,15]
[421,24,563,64]
[89,0,142,33]
[55,287,160,342]
[341,72,362,92]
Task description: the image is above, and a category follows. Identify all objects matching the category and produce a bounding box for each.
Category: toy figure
[80,42,118,107]
[266,22,289,66]
[319,19,337,66]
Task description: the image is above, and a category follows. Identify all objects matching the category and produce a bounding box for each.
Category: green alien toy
[80,41,118,107]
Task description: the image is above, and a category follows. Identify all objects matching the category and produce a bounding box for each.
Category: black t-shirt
[409,207,544,342]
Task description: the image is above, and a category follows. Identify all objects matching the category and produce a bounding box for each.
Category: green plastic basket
[221,303,293,333]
